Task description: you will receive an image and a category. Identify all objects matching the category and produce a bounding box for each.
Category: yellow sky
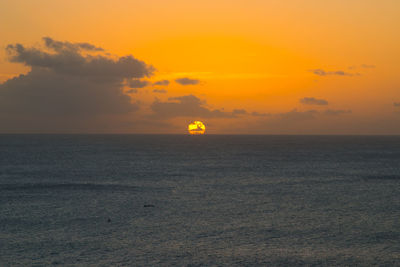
[0,0,399,134]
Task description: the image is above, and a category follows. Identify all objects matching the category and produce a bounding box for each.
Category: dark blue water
[1,135,399,266]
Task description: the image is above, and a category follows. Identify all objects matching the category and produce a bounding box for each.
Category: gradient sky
[1,0,399,134]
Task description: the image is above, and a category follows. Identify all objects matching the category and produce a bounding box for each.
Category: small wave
[0,183,139,192]
[363,175,400,181]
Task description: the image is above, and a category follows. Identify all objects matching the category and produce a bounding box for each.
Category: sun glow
[188,121,206,135]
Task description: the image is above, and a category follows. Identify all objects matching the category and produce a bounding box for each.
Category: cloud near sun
[0,38,360,133]
[151,95,241,119]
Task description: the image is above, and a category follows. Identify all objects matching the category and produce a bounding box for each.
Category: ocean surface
[1,135,399,266]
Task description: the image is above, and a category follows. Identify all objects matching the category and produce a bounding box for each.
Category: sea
[1,135,399,266]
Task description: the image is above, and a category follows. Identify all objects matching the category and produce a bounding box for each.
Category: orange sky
[0,0,399,134]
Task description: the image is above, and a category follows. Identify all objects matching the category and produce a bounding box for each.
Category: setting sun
[188,121,206,135]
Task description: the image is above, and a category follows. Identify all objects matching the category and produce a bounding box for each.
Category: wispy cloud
[348,64,376,70]
[129,79,150,88]
[175,77,200,85]
[300,97,328,106]
[42,36,104,52]
[153,89,167,94]
[153,80,170,86]
[361,64,375,69]
[150,72,286,82]
[310,69,358,77]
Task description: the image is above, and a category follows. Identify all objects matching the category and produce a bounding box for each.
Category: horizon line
[1,133,400,137]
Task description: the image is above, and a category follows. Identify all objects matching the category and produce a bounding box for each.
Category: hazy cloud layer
[276,108,351,122]
[349,64,376,70]
[232,109,247,115]
[153,89,167,94]
[310,69,356,77]
[394,102,400,107]
[251,111,270,117]
[361,64,375,69]
[324,109,352,116]
[129,79,150,88]
[153,80,170,86]
[233,109,266,117]
[175,77,200,85]
[150,94,237,119]
[300,97,328,106]
[0,38,154,131]
[278,109,318,121]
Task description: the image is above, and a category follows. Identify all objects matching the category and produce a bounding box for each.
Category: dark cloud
[6,40,154,80]
[0,67,137,116]
[150,94,236,119]
[300,97,328,106]
[153,89,167,94]
[324,109,352,116]
[394,102,400,107]
[126,89,138,94]
[129,79,149,88]
[153,80,170,86]
[310,69,356,77]
[0,37,154,131]
[175,77,200,85]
